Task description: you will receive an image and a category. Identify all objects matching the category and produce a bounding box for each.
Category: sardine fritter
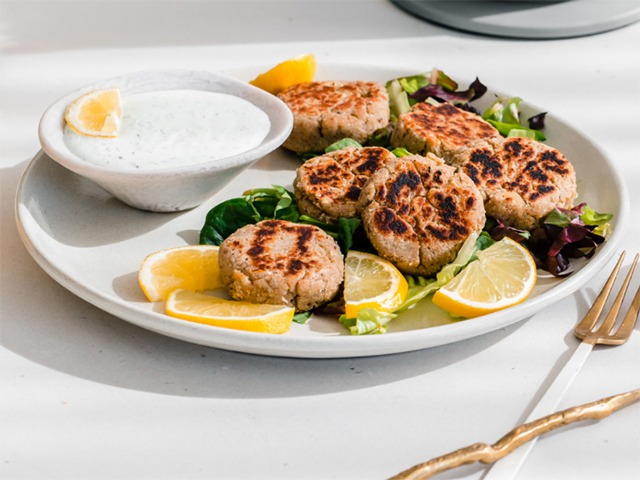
[358,154,485,276]
[449,136,577,230]
[390,102,499,161]
[277,81,390,154]
[218,220,343,312]
[294,146,396,224]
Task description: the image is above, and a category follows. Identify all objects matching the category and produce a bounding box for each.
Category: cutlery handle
[482,340,594,480]
[387,388,640,480]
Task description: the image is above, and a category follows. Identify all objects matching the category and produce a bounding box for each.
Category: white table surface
[1,1,639,479]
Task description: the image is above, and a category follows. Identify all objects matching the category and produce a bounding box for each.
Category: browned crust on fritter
[390,103,499,161]
[448,136,577,230]
[294,147,396,223]
[218,220,343,312]
[358,154,485,276]
[277,81,390,153]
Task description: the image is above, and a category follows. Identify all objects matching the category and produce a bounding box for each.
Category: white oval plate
[15,64,628,358]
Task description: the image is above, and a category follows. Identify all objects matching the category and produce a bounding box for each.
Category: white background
[1,1,639,479]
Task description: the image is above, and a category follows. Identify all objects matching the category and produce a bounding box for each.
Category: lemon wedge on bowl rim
[166,289,295,334]
[249,53,317,95]
[65,87,122,138]
[139,245,223,302]
[344,250,408,319]
[432,237,537,318]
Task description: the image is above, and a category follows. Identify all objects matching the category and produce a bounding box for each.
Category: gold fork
[389,251,640,480]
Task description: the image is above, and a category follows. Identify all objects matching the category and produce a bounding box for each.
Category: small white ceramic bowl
[38,69,293,212]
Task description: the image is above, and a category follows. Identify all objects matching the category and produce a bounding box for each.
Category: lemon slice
[344,251,408,319]
[65,88,122,137]
[139,245,223,302]
[432,237,537,318]
[249,53,317,95]
[166,289,294,334]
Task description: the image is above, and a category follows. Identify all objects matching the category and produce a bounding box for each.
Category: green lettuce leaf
[292,311,312,324]
[339,308,397,335]
[325,138,363,153]
[483,97,546,141]
[507,129,537,140]
[394,232,480,313]
[483,97,506,122]
[581,205,613,226]
[503,97,523,125]
[544,208,577,228]
[386,79,412,120]
[298,138,363,161]
[390,147,413,157]
[485,119,546,142]
[592,223,612,238]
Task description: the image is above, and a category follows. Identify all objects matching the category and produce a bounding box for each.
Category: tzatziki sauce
[63,90,271,170]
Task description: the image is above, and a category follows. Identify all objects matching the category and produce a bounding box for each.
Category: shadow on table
[2,156,534,401]
[2,156,524,399]
[1,305,528,400]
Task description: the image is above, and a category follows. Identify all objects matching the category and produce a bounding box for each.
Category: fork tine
[606,255,640,345]
[593,253,638,339]
[575,251,626,339]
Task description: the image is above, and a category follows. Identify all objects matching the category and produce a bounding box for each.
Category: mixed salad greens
[199,68,614,335]
[380,69,547,147]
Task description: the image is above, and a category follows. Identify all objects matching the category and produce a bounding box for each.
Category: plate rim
[15,63,630,358]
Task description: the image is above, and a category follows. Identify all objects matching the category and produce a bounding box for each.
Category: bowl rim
[37,68,294,179]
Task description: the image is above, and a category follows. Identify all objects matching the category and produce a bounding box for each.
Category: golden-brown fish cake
[277,81,390,153]
[390,102,499,161]
[449,136,577,230]
[294,146,396,224]
[358,154,485,276]
[218,220,343,312]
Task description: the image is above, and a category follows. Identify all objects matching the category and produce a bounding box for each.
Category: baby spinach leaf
[298,215,339,237]
[199,186,300,245]
[298,216,363,255]
[337,217,362,254]
[199,198,262,245]
[299,152,319,161]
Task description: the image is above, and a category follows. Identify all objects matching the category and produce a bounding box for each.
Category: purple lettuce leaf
[456,103,482,115]
[468,78,488,101]
[526,214,605,276]
[409,77,487,105]
[528,112,547,130]
[489,219,531,243]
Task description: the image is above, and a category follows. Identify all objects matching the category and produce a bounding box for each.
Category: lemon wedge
[139,245,223,302]
[249,54,317,95]
[432,237,537,318]
[65,88,122,137]
[344,251,408,319]
[166,289,294,334]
